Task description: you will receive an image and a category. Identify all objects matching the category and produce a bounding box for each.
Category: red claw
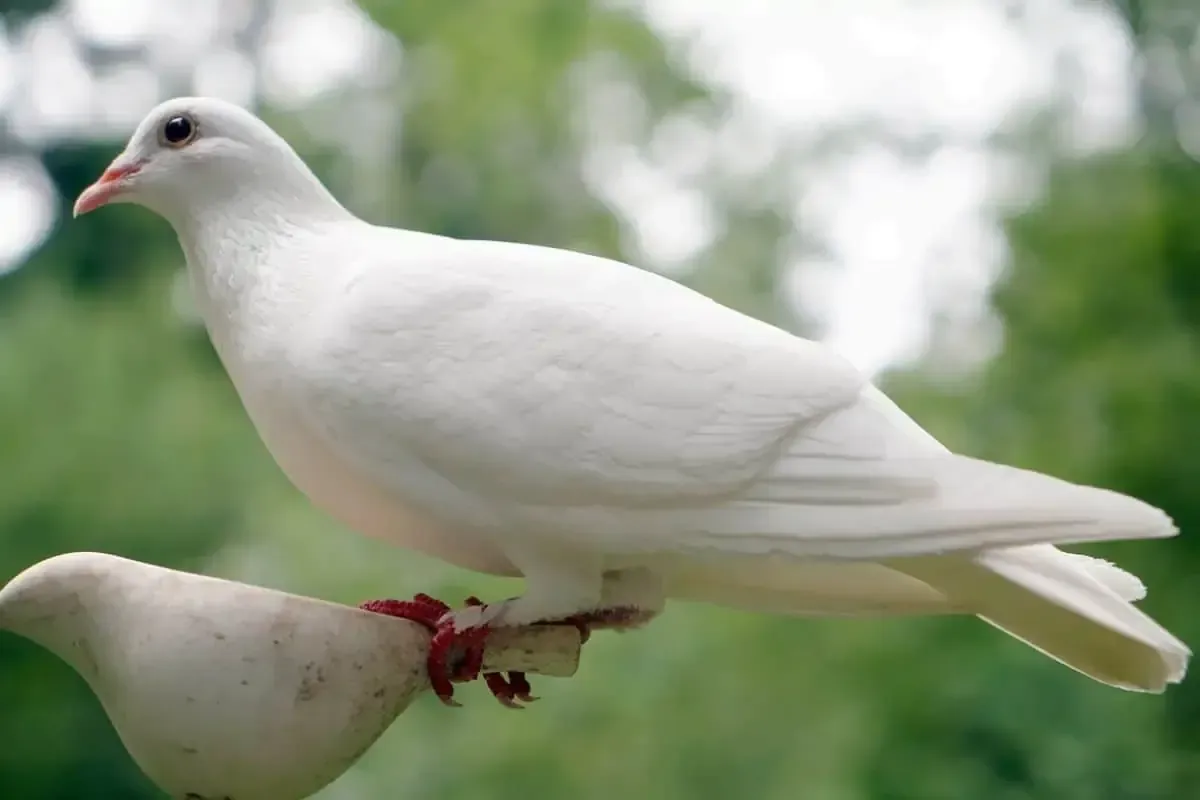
[359,593,538,708]
[463,596,539,707]
[359,594,646,708]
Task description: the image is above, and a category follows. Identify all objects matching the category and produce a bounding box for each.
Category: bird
[73,96,1189,707]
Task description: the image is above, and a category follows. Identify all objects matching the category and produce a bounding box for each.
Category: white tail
[894,546,1190,691]
[673,385,1189,689]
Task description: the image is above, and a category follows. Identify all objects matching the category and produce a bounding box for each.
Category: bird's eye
[161,115,196,147]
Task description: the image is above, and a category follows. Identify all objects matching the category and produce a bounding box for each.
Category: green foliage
[885,139,1200,799]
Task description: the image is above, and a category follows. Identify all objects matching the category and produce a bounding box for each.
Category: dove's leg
[360,544,606,708]
[437,545,606,707]
[445,545,607,629]
[445,565,666,706]
[360,558,665,708]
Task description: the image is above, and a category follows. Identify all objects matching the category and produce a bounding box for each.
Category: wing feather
[297,235,906,509]
[292,233,1173,561]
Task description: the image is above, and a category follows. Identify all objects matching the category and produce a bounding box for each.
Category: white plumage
[75,96,1189,694]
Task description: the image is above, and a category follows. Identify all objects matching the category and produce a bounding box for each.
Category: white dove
[74,97,1189,707]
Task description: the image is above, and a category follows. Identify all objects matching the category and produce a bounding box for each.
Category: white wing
[292,232,1175,559]
[296,233,875,504]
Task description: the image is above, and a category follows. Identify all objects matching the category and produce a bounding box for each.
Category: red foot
[463,596,540,708]
[359,593,536,708]
[360,596,650,708]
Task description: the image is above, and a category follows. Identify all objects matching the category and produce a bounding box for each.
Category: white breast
[179,221,516,576]
[230,363,517,577]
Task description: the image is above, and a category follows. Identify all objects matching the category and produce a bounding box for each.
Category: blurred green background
[1,0,1198,797]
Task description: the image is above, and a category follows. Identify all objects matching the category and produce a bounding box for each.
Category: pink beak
[73,159,144,217]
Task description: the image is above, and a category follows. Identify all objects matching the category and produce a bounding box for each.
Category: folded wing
[296,234,1175,561]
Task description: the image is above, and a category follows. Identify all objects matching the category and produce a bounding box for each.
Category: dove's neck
[169,168,357,358]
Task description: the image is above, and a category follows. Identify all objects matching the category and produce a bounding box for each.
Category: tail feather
[680,385,1188,690]
[894,547,1189,691]
[1064,550,1147,601]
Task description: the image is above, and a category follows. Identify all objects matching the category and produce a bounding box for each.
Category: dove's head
[73,96,346,226]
